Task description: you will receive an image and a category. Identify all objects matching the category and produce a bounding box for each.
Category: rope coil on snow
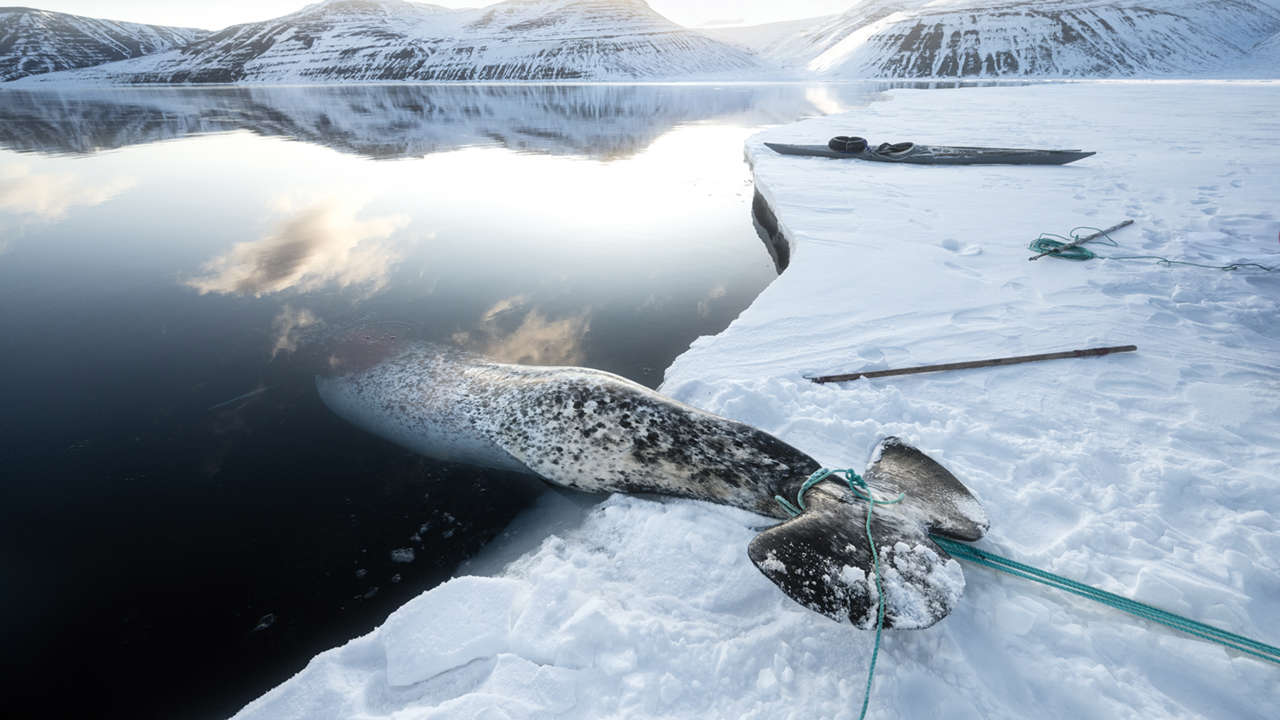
[1029,226,1277,271]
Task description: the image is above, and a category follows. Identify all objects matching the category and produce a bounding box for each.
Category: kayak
[763,141,1094,166]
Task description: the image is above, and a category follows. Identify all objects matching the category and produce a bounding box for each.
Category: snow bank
[235,81,1280,719]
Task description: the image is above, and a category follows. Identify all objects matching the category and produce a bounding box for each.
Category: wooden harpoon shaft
[811,345,1138,384]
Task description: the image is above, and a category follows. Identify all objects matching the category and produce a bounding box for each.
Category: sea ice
[235,80,1280,720]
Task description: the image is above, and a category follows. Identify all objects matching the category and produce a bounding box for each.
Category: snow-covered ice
[234,81,1280,719]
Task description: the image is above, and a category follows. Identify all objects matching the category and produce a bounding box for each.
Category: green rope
[1029,226,1277,271]
[774,468,1280,720]
[775,468,903,720]
[930,535,1280,665]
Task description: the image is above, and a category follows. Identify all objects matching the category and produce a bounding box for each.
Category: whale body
[318,341,989,629]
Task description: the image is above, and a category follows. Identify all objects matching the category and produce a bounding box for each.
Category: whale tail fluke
[748,438,987,630]
[866,438,988,542]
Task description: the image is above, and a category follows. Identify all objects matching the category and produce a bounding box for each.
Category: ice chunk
[381,576,527,687]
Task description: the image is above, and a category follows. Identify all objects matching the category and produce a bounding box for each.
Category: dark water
[0,83,891,718]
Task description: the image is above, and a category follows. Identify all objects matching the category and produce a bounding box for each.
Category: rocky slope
[13,0,759,83]
[1237,28,1280,70]
[770,0,1280,77]
[0,6,206,81]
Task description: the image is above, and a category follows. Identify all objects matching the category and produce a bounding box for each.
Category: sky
[31,1,856,30]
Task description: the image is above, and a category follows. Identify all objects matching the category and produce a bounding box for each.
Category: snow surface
[235,81,1279,719]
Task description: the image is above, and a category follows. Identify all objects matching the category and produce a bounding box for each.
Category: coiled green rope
[1029,226,1276,271]
[775,468,903,720]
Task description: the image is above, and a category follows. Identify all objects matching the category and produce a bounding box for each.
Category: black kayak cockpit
[828,135,868,153]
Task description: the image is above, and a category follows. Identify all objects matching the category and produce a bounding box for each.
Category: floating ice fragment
[382,576,527,686]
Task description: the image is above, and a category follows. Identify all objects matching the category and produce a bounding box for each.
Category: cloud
[456,296,591,366]
[0,164,135,221]
[187,199,409,297]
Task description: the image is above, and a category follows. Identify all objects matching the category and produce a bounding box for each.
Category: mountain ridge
[0,5,207,80]
[771,0,1280,77]
[5,1,1279,83]
[9,0,760,84]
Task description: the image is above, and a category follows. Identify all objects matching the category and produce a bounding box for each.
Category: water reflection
[0,162,134,220]
[270,305,323,358]
[455,295,592,366]
[0,83,889,160]
[0,82,902,720]
[187,199,409,297]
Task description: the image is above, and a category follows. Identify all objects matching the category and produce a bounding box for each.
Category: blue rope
[775,468,903,720]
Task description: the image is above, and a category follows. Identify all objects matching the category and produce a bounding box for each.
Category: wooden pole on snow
[809,345,1137,384]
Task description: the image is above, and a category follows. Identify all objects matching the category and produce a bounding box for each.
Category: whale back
[317,343,989,629]
[316,343,530,473]
[473,363,821,517]
[318,342,821,517]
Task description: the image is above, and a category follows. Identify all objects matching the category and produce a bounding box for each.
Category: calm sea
[0,82,894,718]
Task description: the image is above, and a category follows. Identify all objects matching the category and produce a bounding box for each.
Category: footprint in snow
[939,238,982,255]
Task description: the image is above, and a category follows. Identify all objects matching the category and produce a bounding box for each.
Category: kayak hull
[763,142,1094,166]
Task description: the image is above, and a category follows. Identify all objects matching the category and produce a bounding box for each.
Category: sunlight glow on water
[0,116,780,382]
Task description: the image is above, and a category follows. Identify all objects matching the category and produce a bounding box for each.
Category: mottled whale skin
[318,342,988,629]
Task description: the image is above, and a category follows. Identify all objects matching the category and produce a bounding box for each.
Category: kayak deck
[764,142,1094,166]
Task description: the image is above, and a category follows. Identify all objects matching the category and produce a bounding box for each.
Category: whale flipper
[748,438,986,629]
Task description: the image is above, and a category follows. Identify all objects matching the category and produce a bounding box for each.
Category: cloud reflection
[455,296,591,366]
[270,305,322,358]
[698,284,728,319]
[188,200,408,297]
[0,164,134,221]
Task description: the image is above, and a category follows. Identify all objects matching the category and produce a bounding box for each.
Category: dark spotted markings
[321,344,989,630]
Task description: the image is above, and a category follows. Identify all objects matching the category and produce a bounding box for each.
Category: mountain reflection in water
[0,82,905,720]
[0,82,894,160]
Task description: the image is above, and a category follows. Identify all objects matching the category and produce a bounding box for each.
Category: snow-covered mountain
[1237,28,1280,70]
[15,0,760,84]
[760,0,924,68]
[0,6,206,81]
[699,15,837,56]
[769,0,1280,77]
